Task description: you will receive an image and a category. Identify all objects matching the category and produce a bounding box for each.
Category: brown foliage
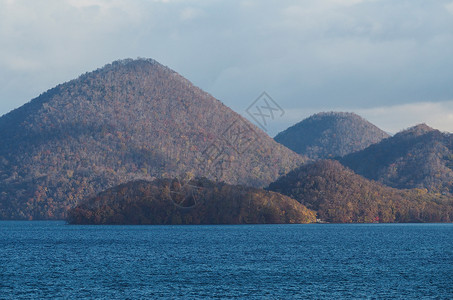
[67,178,316,225]
[0,59,303,220]
[268,160,453,223]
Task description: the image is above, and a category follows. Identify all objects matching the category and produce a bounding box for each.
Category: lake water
[0,222,452,299]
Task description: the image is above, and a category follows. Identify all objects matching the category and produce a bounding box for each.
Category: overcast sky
[1,0,453,135]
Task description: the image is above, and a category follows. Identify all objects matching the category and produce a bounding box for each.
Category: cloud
[446,2,453,15]
[356,100,453,134]
[1,0,453,137]
[0,55,42,71]
[269,100,453,137]
[180,7,204,21]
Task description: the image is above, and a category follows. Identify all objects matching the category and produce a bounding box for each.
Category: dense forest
[68,178,317,225]
[274,112,389,159]
[339,124,453,194]
[0,58,304,220]
[268,160,453,223]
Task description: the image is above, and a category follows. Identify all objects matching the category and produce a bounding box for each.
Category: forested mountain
[268,160,453,223]
[274,112,389,159]
[0,58,304,220]
[68,178,316,225]
[339,124,453,194]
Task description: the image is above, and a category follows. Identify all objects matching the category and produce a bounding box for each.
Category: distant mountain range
[339,124,453,194]
[274,112,389,159]
[1,58,452,222]
[0,59,303,220]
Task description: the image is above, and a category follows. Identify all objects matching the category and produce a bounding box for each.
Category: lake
[0,222,452,299]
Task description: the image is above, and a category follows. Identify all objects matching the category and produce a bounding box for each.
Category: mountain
[268,160,453,223]
[274,112,389,159]
[339,124,453,194]
[0,58,304,220]
[67,178,316,225]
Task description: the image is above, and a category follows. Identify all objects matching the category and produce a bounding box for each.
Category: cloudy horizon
[1,0,453,136]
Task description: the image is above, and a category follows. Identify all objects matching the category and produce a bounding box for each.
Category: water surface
[0,222,452,299]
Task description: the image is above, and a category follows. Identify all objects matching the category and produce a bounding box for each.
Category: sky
[1,0,453,136]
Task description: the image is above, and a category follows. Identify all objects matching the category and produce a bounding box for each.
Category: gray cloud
[1,0,453,134]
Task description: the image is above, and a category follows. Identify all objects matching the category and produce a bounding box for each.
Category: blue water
[0,222,452,299]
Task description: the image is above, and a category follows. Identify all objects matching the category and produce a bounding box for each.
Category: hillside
[67,178,317,225]
[268,160,453,223]
[0,58,304,220]
[274,112,389,159]
[339,124,453,194]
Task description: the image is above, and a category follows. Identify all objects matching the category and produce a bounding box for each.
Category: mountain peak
[96,58,174,77]
[311,111,361,118]
[274,111,389,159]
[397,123,435,137]
[0,58,303,220]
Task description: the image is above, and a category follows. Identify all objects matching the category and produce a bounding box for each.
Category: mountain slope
[268,160,453,223]
[68,178,316,225]
[0,58,304,220]
[339,124,453,193]
[274,112,389,159]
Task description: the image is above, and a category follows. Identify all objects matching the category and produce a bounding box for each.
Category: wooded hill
[274,112,389,159]
[268,160,453,223]
[69,159,453,225]
[339,124,453,194]
[68,178,316,225]
[0,59,303,220]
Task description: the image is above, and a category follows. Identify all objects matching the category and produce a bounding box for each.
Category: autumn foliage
[268,160,453,223]
[67,178,317,225]
[0,59,303,220]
